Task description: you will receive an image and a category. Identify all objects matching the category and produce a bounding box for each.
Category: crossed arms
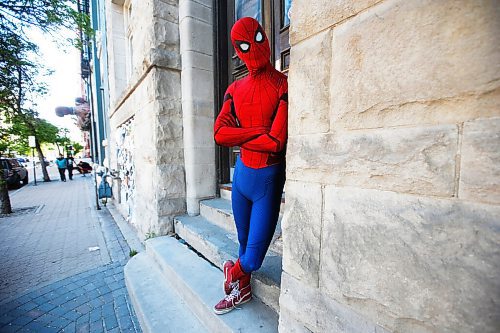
[213,83,288,153]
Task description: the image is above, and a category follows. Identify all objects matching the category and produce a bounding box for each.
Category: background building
[78,0,111,166]
[87,1,500,332]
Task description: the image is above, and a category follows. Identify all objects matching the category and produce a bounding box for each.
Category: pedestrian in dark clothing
[67,155,75,180]
[76,161,92,176]
[55,154,68,182]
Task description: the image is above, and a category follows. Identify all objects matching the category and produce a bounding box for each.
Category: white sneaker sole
[213,296,252,315]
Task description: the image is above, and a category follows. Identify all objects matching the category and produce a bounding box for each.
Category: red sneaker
[223,260,235,295]
[214,280,252,315]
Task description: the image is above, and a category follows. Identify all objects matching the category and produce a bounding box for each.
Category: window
[124,0,133,81]
[276,0,292,71]
[235,0,262,23]
[282,0,292,28]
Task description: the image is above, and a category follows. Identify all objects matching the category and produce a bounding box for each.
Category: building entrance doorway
[214,0,291,186]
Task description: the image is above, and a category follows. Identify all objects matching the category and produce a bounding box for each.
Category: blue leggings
[232,158,285,273]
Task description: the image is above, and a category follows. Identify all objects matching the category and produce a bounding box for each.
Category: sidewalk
[0,171,142,332]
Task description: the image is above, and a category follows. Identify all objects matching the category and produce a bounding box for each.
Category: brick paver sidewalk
[0,171,142,332]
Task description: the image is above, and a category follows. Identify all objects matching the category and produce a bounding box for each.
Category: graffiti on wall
[116,118,135,221]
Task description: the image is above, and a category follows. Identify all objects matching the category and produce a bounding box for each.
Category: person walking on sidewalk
[67,154,75,180]
[55,154,68,182]
[213,17,288,315]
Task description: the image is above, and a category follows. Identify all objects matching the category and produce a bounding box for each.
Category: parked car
[17,157,29,167]
[1,158,29,188]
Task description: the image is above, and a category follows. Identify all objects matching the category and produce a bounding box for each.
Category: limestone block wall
[179,0,216,215]
[106,1,127,108]
[280,1,500,332]
[107,0,185,238]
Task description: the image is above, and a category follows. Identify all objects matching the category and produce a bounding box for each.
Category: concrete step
[219,184,285,212]
[146,236,279,333]
[174,214,281,313]
[124,253,209,333]
[200,198,235,234]
[199,198,283,255]
[220,184,232,201]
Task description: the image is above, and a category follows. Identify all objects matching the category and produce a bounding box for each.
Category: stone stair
[125,237,278,333]
[125,248,209,333]
[124,185,285,332]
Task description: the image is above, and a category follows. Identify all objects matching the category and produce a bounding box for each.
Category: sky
[28,28,84,143]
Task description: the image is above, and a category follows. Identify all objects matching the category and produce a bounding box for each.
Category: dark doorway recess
[214,0,291,187]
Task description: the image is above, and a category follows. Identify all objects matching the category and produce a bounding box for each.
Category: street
[0,171,142,332]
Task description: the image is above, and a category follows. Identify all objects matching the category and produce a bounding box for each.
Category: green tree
[0,1,91,214]
[0,127,12,214]
[0,1,92,45]
[54,128,70,155]
[7,114,60,181]
[71,142,83,156]
[0,128,9,155]
[5,117,61,156]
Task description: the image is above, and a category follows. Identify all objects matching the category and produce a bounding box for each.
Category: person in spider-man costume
[213,17,287,314]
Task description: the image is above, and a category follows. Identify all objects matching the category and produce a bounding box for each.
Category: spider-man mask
[231,17,271,71]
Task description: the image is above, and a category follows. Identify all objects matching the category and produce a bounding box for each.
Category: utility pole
[28,136,37,186]
[86,77,101,211]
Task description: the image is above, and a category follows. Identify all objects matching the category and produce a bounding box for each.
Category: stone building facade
[280,1,500,332]
[98,0,499,332]
[104,0,215,236]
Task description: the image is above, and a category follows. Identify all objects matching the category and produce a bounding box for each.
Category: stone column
[106,0,186,238]
[179,0,216,215]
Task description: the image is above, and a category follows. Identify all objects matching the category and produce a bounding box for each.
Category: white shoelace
[224,284,243,310]
[225,284,241,301]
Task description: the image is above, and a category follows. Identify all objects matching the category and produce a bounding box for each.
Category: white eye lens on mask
[255,31,263,42]
[240,43,250,51]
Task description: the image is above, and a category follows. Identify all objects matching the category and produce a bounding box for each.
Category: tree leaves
[1,113,60,156]
[0,1,92,120]
[0,0,92,205]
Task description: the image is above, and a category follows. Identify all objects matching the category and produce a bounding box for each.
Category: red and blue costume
[213,17,287,314]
